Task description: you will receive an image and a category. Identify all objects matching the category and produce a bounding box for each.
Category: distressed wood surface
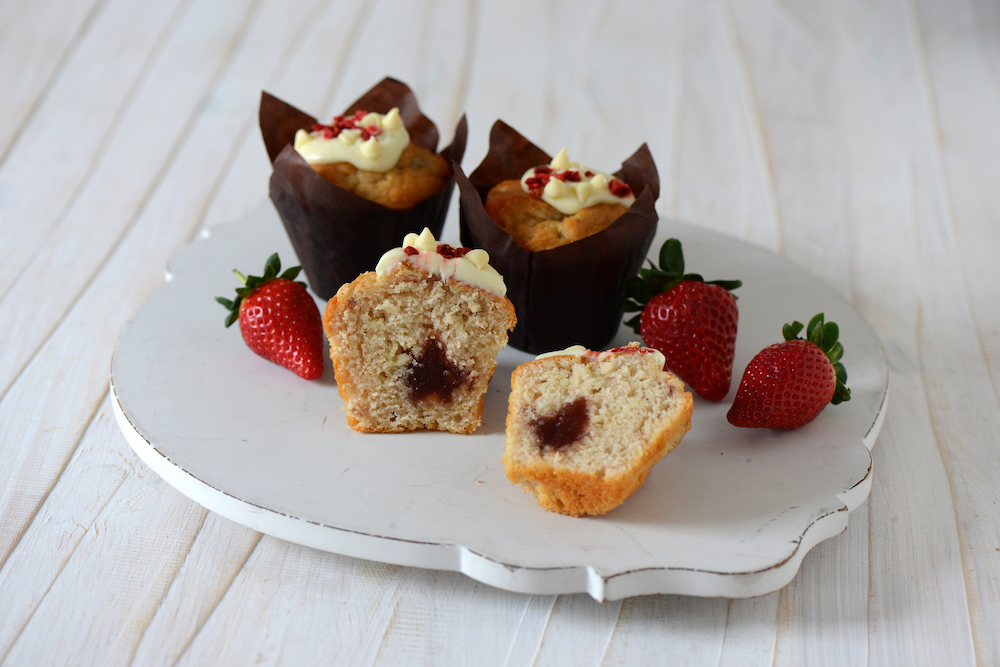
[1,0,997,664]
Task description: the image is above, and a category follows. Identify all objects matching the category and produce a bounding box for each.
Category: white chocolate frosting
[293,107,409,172]
[520,149,636,215]
[375,228,507,297]
[535,343,666,369]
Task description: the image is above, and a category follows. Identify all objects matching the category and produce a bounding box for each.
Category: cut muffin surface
[503,344,693,516]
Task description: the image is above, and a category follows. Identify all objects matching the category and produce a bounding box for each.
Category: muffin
[323,228,516,434]
[457,121,659,354]
[503,343,692,516]
[294,107,450,210]
[261,77,467,300]
[484,149,636,251]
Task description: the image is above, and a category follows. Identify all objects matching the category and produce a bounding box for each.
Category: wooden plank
[0,0,103,161]
[172,538,406,665]
[0,0,320,566]
[601,596,731,665]
[912,0,1000,660]
[0,405,139,660]
[0,0,186,299]
[0,402,210,665]
[717,595,780,666]
[0,0,189,394]
[722,0,978,663]
[773,516,869,665]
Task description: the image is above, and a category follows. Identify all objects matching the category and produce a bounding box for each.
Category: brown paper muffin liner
[457,120,659,354]
[261,78,468,299]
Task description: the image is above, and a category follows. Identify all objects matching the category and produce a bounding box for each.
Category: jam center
[531,397,590,452]
[405,336,468,402]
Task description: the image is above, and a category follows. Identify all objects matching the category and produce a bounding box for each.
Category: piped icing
[520,149,636,215]
[375,228,507,297]
[294,107,409,172]
[535,342,666,369]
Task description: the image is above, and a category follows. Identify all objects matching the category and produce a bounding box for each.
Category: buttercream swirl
[520,149,636,215]
[294,107,409,172]
[375,228,507,297]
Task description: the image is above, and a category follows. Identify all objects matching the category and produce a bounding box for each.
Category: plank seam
[528,597,557,667]
[119,506,210,667]
[0,0,194,404]
[0,404,130,663]
[717,0,784,252]
[904,0,999,403]
[0,388,110,569]
[0,0,109,169]
[167,531,264,667]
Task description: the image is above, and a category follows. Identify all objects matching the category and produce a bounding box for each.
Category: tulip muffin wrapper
[457,120,659,354]
[261,77,468,300]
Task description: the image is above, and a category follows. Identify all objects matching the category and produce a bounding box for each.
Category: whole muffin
[484,149,636,251]
[294,107,450,210]
[457,121,659,354]
[260,78,467,300]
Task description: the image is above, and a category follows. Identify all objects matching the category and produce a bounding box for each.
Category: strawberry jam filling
[404,336,469,402]
[531,397,590,452]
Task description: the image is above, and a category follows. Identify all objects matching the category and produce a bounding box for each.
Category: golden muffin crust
[483,179,629,251]
[323,263,516,434]
[311,144,450,210]
[503,344,692,516]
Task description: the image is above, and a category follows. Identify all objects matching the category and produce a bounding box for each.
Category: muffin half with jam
[323,228,516,434]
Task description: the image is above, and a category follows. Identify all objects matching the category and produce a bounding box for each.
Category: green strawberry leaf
[707,279,743,291]
[783,321,805,341]
[821,322,839,350]
[806,313,824,343]
[280,265,302,281]
[660,238,684,275]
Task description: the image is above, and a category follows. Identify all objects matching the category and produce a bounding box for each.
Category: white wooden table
[1,0,997,664]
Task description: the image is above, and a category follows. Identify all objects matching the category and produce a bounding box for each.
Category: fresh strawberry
[216,253,324,380]
[622,238,741,401]
[727,313,851,429]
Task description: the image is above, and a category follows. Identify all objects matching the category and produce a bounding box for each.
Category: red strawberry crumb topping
[609,178,632,198]
[403,246,419,256]
[524,164,634,200]
[436,243,470,259]
[309,109,381,140]
[525,176,547,193]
